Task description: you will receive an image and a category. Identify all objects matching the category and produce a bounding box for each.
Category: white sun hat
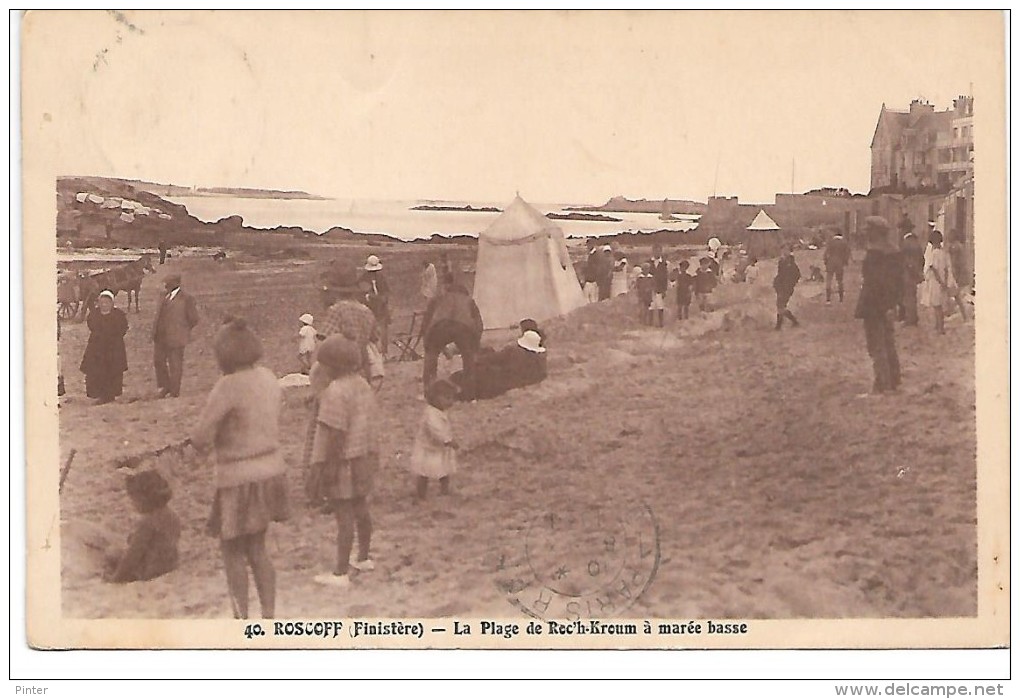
[517,330,546,354]
[299,313,314,325]
[364,255,383,271]
[707,237,722,251]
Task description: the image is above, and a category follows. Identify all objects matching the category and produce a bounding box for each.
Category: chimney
[909,99,934,117]
[954,95,974,117]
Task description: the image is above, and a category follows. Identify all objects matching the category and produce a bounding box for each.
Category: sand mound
[279,373,311,387]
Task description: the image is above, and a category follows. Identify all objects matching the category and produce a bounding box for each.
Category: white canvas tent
[473,196,586,329]
[746,209,780,231]
[746,209,782,258]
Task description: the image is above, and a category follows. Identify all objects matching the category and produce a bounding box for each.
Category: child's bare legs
[221,537,250,619]
[334,496,373,573]
[245,530,275,618]
[934,305,945,334]
[439,476,450,495]
[954,293,968,321]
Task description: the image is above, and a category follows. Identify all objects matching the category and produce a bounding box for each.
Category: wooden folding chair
[392,311,424,361]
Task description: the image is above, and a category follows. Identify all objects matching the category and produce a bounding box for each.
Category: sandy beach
[57,243,976,620]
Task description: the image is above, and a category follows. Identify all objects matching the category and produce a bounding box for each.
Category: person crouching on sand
[309,336,380,588]
[410,379,460,500]
[191,317,289,619]
[104,470,182,583]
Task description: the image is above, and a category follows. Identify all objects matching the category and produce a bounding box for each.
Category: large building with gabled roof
[869,96,974,193]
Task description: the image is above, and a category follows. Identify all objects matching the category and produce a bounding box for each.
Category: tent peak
[746,209,781,231]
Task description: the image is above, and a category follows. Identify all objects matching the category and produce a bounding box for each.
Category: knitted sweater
[191,366,286,488]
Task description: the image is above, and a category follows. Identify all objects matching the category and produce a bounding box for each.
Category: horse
[78,254,155,315]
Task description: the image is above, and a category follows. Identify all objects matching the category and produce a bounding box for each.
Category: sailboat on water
[659,198,678,222]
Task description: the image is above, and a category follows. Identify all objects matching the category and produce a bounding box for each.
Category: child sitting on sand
[410,379,460,500]
[636,264,654,325]
[694,257,718,311]
[105,469,182,583]
[309,335,380,588]
[298,313,317,374]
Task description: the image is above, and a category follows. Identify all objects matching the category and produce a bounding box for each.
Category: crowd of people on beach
[67,216,970,616]
[69,251,551,614]
[575,216,969,395]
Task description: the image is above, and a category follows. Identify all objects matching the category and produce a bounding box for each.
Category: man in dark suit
[854,217,902,394]
[152,273,199,398]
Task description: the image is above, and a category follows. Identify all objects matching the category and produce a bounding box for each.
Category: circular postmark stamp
[493,498,660,620]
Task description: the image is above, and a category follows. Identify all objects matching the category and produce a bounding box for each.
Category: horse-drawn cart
[56,254,154,320]
[57,273,81,320]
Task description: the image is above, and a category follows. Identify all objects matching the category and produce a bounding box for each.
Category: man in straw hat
[316,267,378,382]
[854,216,902,394]
[151,273,200,398]
[360,255,391,359]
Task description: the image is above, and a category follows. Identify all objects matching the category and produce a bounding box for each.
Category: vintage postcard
[21,10,1008,651]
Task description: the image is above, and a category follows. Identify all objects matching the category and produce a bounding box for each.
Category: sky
[24,10,1002,205]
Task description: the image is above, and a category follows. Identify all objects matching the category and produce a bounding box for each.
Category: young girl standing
[297,313,317,374]
[920,230,958,334]
[410,379,460,500]
[310,335,380,588]
[192,318,288,619]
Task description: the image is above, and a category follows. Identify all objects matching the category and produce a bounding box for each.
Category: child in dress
[636,264,654,325]
[920,230,958,334]
[309,335,380,588]
[104,469,182,583]
[192,318,289,618]
[297,313,316,374]
[410,379,460,500]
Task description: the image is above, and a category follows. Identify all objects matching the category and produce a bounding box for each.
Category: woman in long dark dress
[80,290,128,404]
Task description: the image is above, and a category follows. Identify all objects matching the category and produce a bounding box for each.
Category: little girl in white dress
[410,379,459,499]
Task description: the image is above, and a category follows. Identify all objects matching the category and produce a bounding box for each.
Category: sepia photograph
[19,10,1008,655]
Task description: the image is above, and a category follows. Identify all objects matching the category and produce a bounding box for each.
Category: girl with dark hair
[104,470,181,583]
[309,335,380,589]
[410,379,460,500]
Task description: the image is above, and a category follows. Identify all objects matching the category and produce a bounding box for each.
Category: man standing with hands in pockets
[152,273,200,398]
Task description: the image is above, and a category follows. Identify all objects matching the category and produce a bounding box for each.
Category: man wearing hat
[823,231,851,304]
[360,255,391,359]
[854,216,902,394]
[151,273,200,398]
[317,267,378,374]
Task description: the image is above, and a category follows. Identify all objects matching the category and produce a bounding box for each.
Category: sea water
[166,196,699,241]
